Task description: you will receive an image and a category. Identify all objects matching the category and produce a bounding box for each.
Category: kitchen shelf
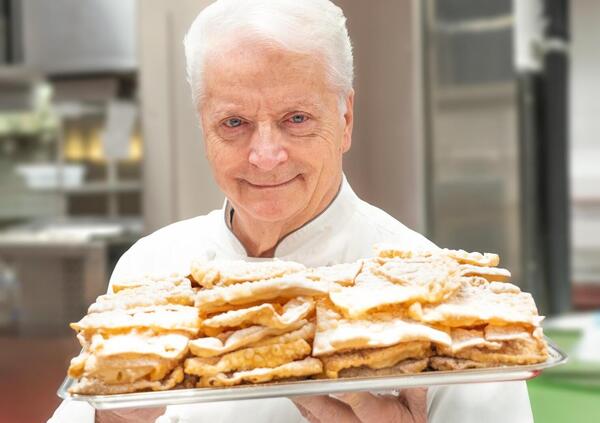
[63,181,142,195]
[0,66,42,84]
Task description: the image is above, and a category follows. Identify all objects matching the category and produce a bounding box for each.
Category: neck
[231,175,342,258]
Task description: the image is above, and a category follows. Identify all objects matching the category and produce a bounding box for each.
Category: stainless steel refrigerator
[422,0,570,316]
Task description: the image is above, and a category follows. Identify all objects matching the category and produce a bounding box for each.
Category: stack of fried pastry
[316,247,547,377]
[67,274,201,394]
[66,248,548,395]
[185,259,362,387]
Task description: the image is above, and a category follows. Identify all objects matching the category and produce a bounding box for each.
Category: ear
[341,89,354,153]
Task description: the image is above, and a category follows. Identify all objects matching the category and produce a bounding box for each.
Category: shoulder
[109,209,223,285]
[142,209,222,245]
[349,197,437,250]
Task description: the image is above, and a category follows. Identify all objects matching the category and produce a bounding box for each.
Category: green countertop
[528,325,600,422]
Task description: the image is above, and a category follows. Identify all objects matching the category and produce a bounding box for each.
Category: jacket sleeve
[427,381,534,423]
[107,235,154,292]
[47,400,95,423]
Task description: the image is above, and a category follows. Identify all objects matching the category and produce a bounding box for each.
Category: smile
[244,175,299,189]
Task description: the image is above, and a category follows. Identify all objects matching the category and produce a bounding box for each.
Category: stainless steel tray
[57,338,567,410]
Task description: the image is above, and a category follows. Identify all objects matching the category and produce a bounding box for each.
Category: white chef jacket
[49,175,533,423]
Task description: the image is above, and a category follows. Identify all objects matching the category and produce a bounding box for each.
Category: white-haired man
[49,1,534,422]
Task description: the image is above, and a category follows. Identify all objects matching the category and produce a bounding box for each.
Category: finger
[336,392,416,423]
[292,395,361,423]
[294,403,320,423]
[96,407,166,423]
[398,388,428,422]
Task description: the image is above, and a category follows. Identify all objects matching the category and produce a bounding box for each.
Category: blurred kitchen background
[0,0,598,422]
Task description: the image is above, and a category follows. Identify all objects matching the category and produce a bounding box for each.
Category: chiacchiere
[66,246,548,395]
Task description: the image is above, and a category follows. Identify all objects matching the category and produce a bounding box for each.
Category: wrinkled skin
[95,407,166,423]
[293,389,428,423]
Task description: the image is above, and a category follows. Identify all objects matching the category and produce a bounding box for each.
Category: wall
[139,0,224,233]
[21,0,137,74]
[570,0,600,283]
[338,0,427,233]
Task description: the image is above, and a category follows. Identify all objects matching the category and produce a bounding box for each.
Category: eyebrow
[206,98,325,119]
[282,100,323,112]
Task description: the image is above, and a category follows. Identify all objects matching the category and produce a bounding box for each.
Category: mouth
[243,175,299,189]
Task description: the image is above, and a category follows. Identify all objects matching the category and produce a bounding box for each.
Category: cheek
[205,144,241,190]
[206,137,242,170]
[292,131,341,170]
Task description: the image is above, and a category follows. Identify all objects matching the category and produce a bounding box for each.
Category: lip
[244,175,299,189]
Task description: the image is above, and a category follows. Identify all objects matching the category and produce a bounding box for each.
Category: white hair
[183,0,354,111]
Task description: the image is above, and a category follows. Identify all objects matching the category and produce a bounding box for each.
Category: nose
[248,122,288,171]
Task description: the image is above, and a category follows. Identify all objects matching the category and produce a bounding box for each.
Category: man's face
[199,41,353,223]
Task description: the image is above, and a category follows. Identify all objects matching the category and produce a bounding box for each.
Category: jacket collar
[218,174,358,258]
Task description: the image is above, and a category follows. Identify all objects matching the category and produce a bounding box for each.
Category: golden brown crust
[436,337,548,365]
[429,356,494,371]
[304,261,363,287]
[184,338,312,377]
[70,305,201,336]
[68,367,184,395]
[89,279,195,313]
[374,246,500,267]
[313,302,451,356]
[66,249,548,395]
[189,321,309,358]
[197,357,323,387]
[338,358,429,378]
[202,297,314,329]
[320,341,431,379]
[191,258,306,288]
[329,258,462,318]
[194,275,335,313]
[409,280,543,327]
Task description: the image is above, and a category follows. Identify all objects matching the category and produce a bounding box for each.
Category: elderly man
[49,0,534,422]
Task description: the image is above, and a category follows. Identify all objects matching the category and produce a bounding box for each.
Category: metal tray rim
[57,337,568,410]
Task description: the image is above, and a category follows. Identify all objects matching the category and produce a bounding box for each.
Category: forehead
[201,41,336,114]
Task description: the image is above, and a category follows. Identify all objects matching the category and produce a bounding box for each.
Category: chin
[247,201,300,223]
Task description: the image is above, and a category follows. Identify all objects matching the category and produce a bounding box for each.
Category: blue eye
[289,114,307,124]
[224,118,243,128]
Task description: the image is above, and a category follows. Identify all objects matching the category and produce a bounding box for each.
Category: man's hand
[95,407,166,423]
[292,388,427,423]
